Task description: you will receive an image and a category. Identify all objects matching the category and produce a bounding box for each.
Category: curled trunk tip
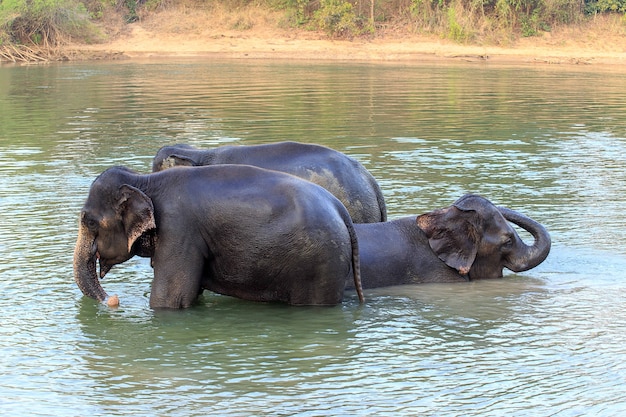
[498,206,551,272]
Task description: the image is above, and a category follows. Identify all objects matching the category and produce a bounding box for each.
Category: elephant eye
[502,237,513,250]
[82,214,99,231]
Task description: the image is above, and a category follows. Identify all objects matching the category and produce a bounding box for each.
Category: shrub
[410,0,448,32]
[0,0,96,46]
[313,0,362,38]
[447,6,469,40]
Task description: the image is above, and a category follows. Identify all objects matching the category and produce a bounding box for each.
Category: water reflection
[76,296,362,415]
[1,60,626,415]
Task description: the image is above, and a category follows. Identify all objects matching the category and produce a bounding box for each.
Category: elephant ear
[416,206,481,276]
[163,154,196,168]
[116,184,156,252]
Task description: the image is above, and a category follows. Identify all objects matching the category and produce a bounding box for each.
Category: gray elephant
[348,194,551,289]
[74,165,363,309]
[152,141,387,223]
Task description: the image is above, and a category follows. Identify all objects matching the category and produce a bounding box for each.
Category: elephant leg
[286,267,347,306]
[149,245,205,309]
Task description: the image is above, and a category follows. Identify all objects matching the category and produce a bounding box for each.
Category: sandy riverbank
[64,9,626,68]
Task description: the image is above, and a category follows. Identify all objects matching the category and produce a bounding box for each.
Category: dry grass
[136,1,291,36]
[82,0,626,50]
[515,13,626,52]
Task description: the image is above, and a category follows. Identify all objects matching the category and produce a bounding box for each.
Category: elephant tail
[346,220,365,304]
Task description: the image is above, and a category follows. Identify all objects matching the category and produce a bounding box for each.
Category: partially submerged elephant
[348,194,551,289]
[74,165,363,309]
[152,141,387,223]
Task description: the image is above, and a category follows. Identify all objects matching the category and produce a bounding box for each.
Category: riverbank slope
[67,9,626,67]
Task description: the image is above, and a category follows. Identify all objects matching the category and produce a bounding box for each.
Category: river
[1,59,625,415]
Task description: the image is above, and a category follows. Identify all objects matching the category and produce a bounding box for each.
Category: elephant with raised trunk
[348,194,551,289]
[74,165,363,309]
[152,141,387,224]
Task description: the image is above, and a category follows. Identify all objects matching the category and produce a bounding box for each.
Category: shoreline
[63,17,626,68]
[69,40,626,69]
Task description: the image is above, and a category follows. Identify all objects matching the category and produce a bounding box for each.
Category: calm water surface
[1,59,626,416]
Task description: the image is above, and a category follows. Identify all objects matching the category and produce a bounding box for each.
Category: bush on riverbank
[0,0,103,61]
[0,0,625,61]
[0,0,100,45]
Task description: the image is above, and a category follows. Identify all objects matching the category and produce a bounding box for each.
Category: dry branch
[0,44,58,63]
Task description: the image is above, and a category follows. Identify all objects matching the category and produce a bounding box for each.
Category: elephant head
[73,168,156,304]
[152,144,198,171]
[416,194,550,279]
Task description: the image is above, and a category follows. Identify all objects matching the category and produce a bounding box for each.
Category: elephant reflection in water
[75,297,359,402]
[348,194,551,290]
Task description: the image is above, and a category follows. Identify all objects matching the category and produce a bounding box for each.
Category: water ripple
[1,60,626,416]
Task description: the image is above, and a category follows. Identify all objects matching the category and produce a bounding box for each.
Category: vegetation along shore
[0,0,625,66]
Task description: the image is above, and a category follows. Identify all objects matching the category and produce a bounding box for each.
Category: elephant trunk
[73,225,109,303]
[498,207,551,272]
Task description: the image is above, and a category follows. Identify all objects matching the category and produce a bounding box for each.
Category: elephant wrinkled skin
[152,141,387,224]
[349,194,551,289]
[74,165,363,309]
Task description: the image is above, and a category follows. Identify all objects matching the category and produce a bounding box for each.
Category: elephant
[347,194,551,289]
[73,165,364,309]
[151,141,387,224]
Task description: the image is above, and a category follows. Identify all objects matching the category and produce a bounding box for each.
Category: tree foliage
[283,0,621,41]
[585,0,626,13]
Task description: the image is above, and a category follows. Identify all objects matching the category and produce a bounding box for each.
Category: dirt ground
[68,8,626,68]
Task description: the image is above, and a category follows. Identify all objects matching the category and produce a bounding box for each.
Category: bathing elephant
[74,165,363,309]
[152,141,387,223]
[347,194,551,289]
